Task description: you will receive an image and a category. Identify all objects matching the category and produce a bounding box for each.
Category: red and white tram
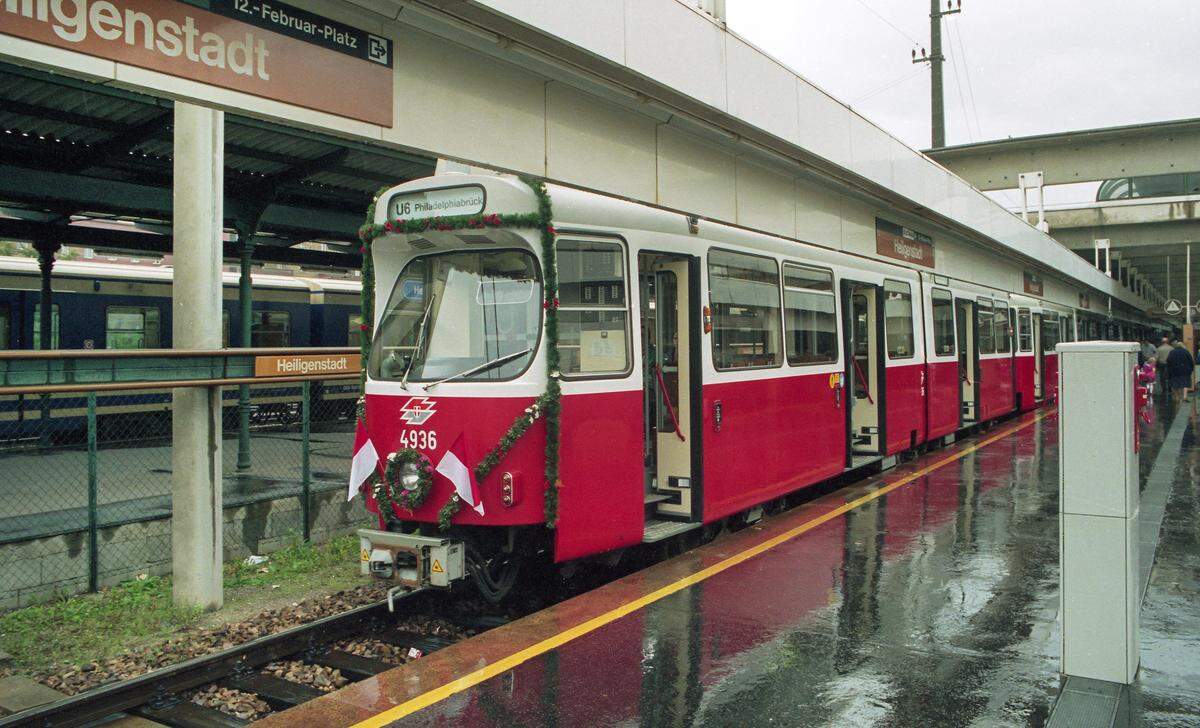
[355,173,1131,600]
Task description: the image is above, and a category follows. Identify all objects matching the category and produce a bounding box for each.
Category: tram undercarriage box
[358,529,465,588]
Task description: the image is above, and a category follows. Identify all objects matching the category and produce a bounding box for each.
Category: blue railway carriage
[0,256,361,444]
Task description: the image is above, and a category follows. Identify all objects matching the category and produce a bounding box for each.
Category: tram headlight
[400,462,422,491]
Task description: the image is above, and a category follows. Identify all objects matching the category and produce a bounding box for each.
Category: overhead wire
[944,23,973,142]
[949,18,985,142]
[850,66,928,105]
[849,0,923,47]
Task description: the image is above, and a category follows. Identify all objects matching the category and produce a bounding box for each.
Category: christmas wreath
[381,448,434,512]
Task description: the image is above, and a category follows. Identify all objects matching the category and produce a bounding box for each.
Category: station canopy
[0,62,435,269]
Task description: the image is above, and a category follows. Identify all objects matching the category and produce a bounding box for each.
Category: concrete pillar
[237,237,254,471]
[171,102,225,611]
[1057,341,1139,684]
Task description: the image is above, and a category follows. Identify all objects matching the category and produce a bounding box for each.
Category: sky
[725,0,1200,202]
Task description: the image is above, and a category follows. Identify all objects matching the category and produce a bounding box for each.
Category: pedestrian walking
[1167,340,1194,405]
[1156,337,1175,398]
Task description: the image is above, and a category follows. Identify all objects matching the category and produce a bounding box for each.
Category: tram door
[1032,313,1044,400]
[639,252,698,521]
[955,298,979,423]
[841,280,884,459]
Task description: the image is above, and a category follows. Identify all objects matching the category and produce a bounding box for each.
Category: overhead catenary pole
[913,0,960,148]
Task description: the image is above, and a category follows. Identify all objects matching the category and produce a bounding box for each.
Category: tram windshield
[369,250,542,383]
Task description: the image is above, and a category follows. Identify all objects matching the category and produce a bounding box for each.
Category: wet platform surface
[258,404,1200,727]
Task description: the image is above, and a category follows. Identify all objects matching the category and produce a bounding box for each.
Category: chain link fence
[0,376,364,610]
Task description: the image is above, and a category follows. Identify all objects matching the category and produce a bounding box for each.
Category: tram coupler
[359,528,465,592]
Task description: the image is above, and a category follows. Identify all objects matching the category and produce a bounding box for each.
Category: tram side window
[884,280,915,359]
[252,311,291,347]
[782,263,836,365]
[556,239,630,376]
[931,289,955,356]
[106,306,161,349]
[994,303,1011,354]
[1061,317,1074,343]
[709,249,781,370]
[977,299,995,355]
[1043,315,1060,353]
[1017,309,1032,352]
[32,304,59,349]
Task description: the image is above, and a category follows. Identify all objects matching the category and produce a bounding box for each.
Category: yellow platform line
[353,409,1050,727]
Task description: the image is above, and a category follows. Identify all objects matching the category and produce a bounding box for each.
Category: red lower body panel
[978,357,1014,422]
[702,373,844,522]
[1015,355,1036,412]
[885,363,926,454]
[555,390,644,562]
[925,360,960,441]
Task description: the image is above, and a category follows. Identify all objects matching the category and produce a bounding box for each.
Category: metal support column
[237,238,254,471]
[301,380,311,542]
[171,101,225,611]
[33,239,59,443]
[86,391,98,593]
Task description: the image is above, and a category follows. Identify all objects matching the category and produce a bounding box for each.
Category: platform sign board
[0,0,393,126]
[255,353,361,377]
[1023,271,1044,297]
[875,218,934,268]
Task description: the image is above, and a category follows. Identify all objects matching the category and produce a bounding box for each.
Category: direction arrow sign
[1165,299,1183,315]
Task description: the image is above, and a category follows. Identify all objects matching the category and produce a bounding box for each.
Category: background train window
[1017,309,1032,352]
[782,263,836,365]
[977,299,995,355]
[349,314,364,347]
[708,249,781,370]
[931,288,955,356]
[32,304,59,349]
[1062,317,1075,343]
[883,280,914,359]
[556,239,630,377]
[0,305,9,349]
[993,303,1012,354]
[252,311,291,347]
[106,306,161,349]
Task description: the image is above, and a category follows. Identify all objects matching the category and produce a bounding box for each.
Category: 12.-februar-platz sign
[0,0,394,125]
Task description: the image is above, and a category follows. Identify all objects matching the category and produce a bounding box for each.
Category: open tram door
[955,297,979,423]
[841,279,885,463]
[638,252,701,529]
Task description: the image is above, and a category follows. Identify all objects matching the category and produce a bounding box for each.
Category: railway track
[0,593,506,728]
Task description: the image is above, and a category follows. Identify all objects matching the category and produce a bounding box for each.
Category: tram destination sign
[389,186,486,221]
[875,218,934,268]
[0,0,393,125]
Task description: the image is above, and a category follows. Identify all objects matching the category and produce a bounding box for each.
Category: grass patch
[0,534,360,673]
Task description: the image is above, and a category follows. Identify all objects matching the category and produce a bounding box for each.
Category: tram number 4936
[398,429,438,450]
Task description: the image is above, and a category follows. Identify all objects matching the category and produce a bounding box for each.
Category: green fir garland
[358,177,563,530]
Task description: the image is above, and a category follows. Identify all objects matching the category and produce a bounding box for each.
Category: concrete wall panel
[795,177,843,248]
[383,29,546,175]
[546,83,658,200]
[735,159,795,237]
[841,197,877,256]
[471,0,627,64]
[657,125,736,221]
[849,113,895,190]
[625,0,727,111]
[726,36,799,144]
[795,78,852,165]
